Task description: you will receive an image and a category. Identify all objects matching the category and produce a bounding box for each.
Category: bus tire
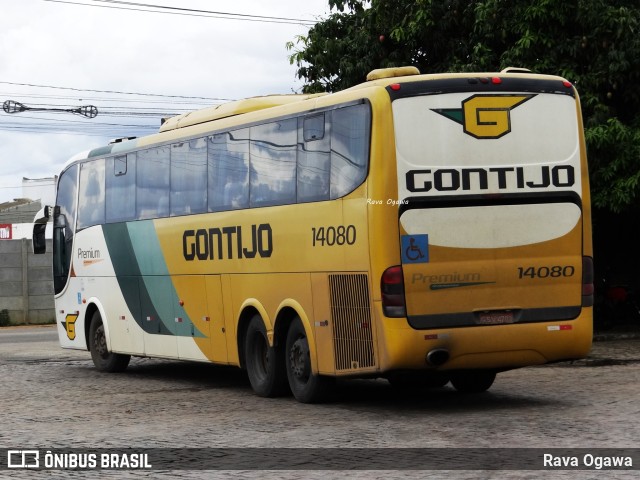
[285,317,334,403]
[450,370,496,393]
[244,315,289,397]
[89,311,130,373]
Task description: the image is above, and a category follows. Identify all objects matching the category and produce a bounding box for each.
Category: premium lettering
[77,247,100,260]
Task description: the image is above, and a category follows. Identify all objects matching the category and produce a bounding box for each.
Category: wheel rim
[289,336,310,382]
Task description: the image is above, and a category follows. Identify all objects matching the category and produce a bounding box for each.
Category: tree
[288,0,640,213]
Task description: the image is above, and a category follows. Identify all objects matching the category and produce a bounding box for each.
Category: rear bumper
[374,302,592,372]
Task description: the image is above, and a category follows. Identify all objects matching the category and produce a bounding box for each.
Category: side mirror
[33,224,47,254]
[32,206,52,255]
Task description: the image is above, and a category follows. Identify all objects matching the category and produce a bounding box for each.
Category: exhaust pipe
[426,349,450,367]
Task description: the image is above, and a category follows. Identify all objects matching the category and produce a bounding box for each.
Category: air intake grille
[329,274,376,371]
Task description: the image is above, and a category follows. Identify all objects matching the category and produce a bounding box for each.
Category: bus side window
[298,114,330,203]
[303,114,325,141]
[250,119,297,208]
[137,146,170,220]
[171,138,207,216]
[77,159,106,229]
[330,104,371,199]
[106,154,136,223]
[208,129,250,212]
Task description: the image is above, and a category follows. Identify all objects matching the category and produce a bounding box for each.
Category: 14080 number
[312,225,357,247]
[518,265,575,279]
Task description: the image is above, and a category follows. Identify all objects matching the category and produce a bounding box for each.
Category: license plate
[477,310,515,325]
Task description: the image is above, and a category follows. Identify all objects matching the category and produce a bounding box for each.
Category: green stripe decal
[103,222,205,338]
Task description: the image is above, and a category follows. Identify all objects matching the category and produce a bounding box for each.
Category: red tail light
[381,265,406,317]
[582,256,594,307]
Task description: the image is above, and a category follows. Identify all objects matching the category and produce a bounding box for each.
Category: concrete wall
[0,239,54,325]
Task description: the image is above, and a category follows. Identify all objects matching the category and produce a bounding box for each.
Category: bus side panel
[204,275,229,364]
[173,275,210,362]
[310,273,335,374]
[140,276,179,358]
[167,274,228,363]
[54,277,87,350]
[72,225,145,356]
[221,274,239,366]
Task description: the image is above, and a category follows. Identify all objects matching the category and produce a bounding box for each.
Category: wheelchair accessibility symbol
[401,234,429,264]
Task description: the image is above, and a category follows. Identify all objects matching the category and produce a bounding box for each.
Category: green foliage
[587,118,640,211]
[288,0,640,213]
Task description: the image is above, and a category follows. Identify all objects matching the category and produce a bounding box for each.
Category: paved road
[0,326,58,344]
[0,325,638,479]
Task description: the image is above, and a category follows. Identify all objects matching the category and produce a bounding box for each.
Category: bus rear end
[380,72,592,389]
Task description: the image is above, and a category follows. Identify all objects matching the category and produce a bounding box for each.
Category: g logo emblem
[62,313,79,340]
[433,94,535,139]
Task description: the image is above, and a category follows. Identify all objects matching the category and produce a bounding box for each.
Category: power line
[42,0,317,25]
[93,0,314,23]
[3,102,194,115]
[0,80,232,102]
[0,91,214,106]
[0,114,157,128]
[0,127,153,136]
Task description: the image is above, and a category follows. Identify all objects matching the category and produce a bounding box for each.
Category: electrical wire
[42,0,317,25]
[0,81,232,102]
[92,0,314,23]
[0,81,218,136]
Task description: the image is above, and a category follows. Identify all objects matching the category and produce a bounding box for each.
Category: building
[0,176,56,239]
[0,177,56,325]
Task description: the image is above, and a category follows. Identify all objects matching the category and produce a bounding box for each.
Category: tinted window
[330,104,370,199]
[208,129,250,211]
[298,114,330,202]
[72,102,370,227]
[303,114,325,142]
[54,164,78,294]
[250,119,297,207]
[137,146,170,219]
[77,159,105,229]
[171,138,207,216]
[106,154,136,223]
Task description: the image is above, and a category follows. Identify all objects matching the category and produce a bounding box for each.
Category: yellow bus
[33,66,593,403]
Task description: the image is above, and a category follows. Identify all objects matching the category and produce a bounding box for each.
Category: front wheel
[450,370,496,393]
[285,317,334,403]
[89,311,130,372]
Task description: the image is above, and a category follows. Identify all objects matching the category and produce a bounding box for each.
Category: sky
[0,0,331,204]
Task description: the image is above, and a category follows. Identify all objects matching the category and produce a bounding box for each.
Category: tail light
[582,256,594,307]
[381,265,406,317]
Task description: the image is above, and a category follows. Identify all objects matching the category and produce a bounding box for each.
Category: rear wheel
[244,315,288,397]
[285,317,334,403]
[89,311,130,372]
[450,370,496,393]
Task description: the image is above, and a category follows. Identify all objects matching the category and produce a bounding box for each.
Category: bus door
[391,81,585,329]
